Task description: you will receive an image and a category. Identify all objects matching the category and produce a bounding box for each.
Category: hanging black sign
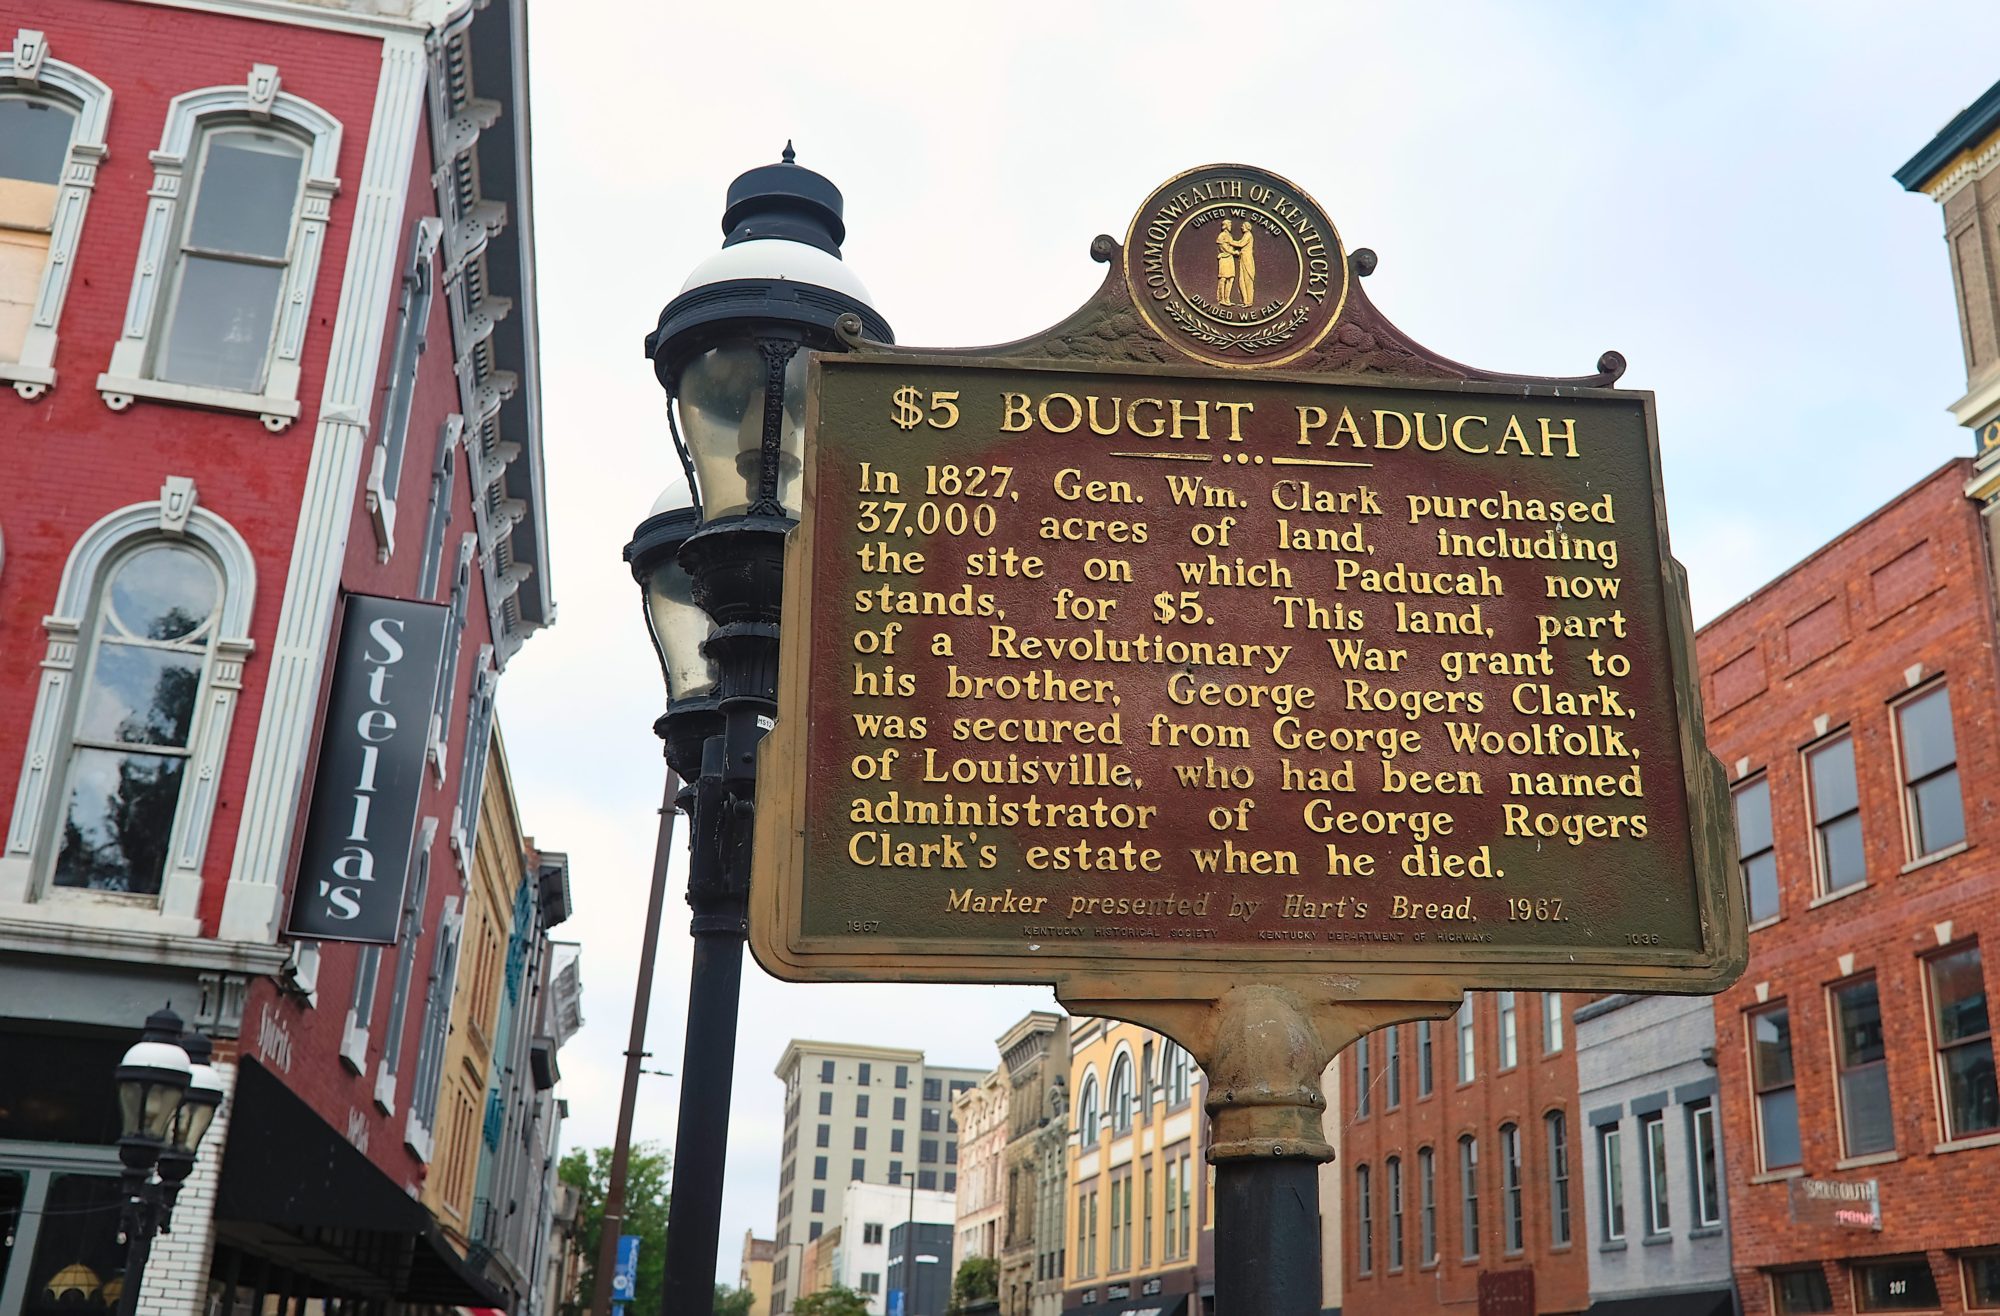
[285,595,450,944]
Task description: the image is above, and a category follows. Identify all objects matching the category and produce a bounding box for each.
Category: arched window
[1077,1074,1100,1148]
[98,65,341,431]
[0,28,112,401]
[51,540,222,894]
[0,480,256,929]
[1108,1053,1134,1136]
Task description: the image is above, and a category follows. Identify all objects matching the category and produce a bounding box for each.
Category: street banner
[751,164,1744,1005]
[286,595,449,944]
[613,1235,641,1301]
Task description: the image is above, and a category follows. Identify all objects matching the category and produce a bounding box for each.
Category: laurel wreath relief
[1163,300,1313,353]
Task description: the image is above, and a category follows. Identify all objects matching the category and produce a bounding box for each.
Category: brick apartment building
[1339,993,1586,1316]
[0,0,562,1312]
[1696,458,2000,1314]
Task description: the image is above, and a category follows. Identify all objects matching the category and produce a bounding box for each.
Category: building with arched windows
[1063,1018,1214,1316]
[0,1,561,1313]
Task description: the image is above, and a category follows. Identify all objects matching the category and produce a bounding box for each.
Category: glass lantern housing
[677,343,809,523]
[115,1040,191,1143]
[171,1063,224,1156]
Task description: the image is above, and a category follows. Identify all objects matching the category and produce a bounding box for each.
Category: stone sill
[1749,1167,1805,1185]
[1599,1241,1628,1253]
[1689,1226,1725,1240]
[1933,1131,2000,1155]
[1748,914,1784,934]
[1836,1150,1901,1170]
[97,372,300,433]
[1808,882,1869,911]
[1902,840,1970,876]
[1643,1233,1673,1247]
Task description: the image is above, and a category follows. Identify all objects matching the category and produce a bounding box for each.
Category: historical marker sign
[750,167,1743,1002]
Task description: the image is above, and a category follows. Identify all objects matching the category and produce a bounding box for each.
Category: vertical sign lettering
[286,595,449,944]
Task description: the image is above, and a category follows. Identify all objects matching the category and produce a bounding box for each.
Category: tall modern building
[770,1041,982,1312]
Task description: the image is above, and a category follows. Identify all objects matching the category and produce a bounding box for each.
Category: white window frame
[1640,1111,1670,1235]
[1497,991,1519,1070]
[1893,681,1965,862]
[96,64,341,432]
[1600,1124,1626,1242]
[405,893,463,1161]
[365,218,444,561]
[1543,992,1564,1053]
[1457,998,1477,1084]
[0,28,112,402]
[1689,1102,1721,1228]
[0,479,256,934]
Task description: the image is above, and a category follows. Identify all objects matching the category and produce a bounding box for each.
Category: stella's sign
[750,164,1744,1007]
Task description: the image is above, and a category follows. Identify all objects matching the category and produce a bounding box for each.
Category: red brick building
[0,0,554,1312]
[1696,458,2000,1314]
[1339,992,1588,1315]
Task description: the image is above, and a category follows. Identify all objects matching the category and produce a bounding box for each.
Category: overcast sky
[500,2,2000,1286]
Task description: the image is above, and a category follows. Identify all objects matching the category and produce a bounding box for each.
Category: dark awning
[1586,1290,1735,1316]
[1061,1298,1189,1316]
[216,1058,508,1308]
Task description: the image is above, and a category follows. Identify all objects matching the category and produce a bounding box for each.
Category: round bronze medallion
[1123,163,1350,369]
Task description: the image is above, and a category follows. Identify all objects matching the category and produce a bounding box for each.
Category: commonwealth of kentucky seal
[1123,164,1349,369]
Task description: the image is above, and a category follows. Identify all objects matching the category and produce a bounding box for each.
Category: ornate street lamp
[113,1008,221,1316]
[636,144,891,1316]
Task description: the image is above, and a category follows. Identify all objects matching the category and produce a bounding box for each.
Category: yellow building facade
[1065,1018,1212,1314]
[418,722,526,1248]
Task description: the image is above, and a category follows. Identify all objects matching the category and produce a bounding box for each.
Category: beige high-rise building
[770,1040,984,1312]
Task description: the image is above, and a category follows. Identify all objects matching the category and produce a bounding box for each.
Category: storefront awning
[1060,1298,1189,1316]
[216,1058,508,1308]
[1585,1290,1735,1316]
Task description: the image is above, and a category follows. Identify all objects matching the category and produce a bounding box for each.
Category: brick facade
[1698,458,2000,1314]
[1338,994,1588,1316]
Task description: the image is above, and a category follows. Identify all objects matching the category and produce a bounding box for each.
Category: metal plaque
[749,167,1743,1004]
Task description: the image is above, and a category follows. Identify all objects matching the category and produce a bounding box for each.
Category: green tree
[792,1286,869,1316]
[556,1143,671,1316]
[948,1255,999,1314]
[713,1284,755,1316]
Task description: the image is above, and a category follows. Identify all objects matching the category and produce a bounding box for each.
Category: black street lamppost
[633,146,892,1316]
[113,1007,224,1316]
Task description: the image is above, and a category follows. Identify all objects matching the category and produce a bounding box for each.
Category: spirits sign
[750,168,1743,1001]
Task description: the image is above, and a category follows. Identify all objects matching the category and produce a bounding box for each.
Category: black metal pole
[902,1172,915,1316]
[658,720,758,1316]
[592,759,681,1316]
[1213,1159,1322,1315]
[117,1181,159,1316]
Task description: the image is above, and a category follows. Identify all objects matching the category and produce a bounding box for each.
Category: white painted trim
[1,30,113,402]
[221,35,428,944]
[97,68,342,431]
[0,488,257,925]
[340,1012,369,1071]
[105,0,460,38]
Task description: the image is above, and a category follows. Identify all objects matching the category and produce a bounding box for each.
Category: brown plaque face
[750,355,1742,999]
[1123,164,1349,369]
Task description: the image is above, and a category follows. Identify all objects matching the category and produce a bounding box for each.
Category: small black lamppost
[632,145,891,1316]
[114,1007,223,1316]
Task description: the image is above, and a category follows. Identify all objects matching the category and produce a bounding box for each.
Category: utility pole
[591,762,681,1316]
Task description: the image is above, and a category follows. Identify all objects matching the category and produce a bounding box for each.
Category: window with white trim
[1542,992,1564,1053]
[1599,1123,1625,1241]
[366,219,442,560]
[1806,733,1865,894]
[451,650,497,861]
[96,66,340,431]
[1639,1111,1669,1235]
[372,821,436,1114]
[417,418,462,598]
[1897,683,1964,859]
[1688,1102,1721,1228]
[0,30,112,402]
[406,894,462,1159]
[1458,1135,1479,1259]
[1,485,256,925]
[431,534,476,770]
[1077,1075,1099,1148]
[1355,1162,1372,1275]
[1733,775,1779,923]
[1457,998,1476,1084]
[1546,1110,1571,1244]
[1497,991,1518,1070]
[1108,1053,1134,1136]
[1499,1123,1523,1253]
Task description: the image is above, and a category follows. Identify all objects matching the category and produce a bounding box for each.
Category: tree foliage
[948,1255,999,1314]
[713,1285,755,1316]
[555,1142,671,1316]
[792,1286,870,1316]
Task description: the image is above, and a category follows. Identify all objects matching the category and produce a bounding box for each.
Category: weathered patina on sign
[749,166,1743,1006]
